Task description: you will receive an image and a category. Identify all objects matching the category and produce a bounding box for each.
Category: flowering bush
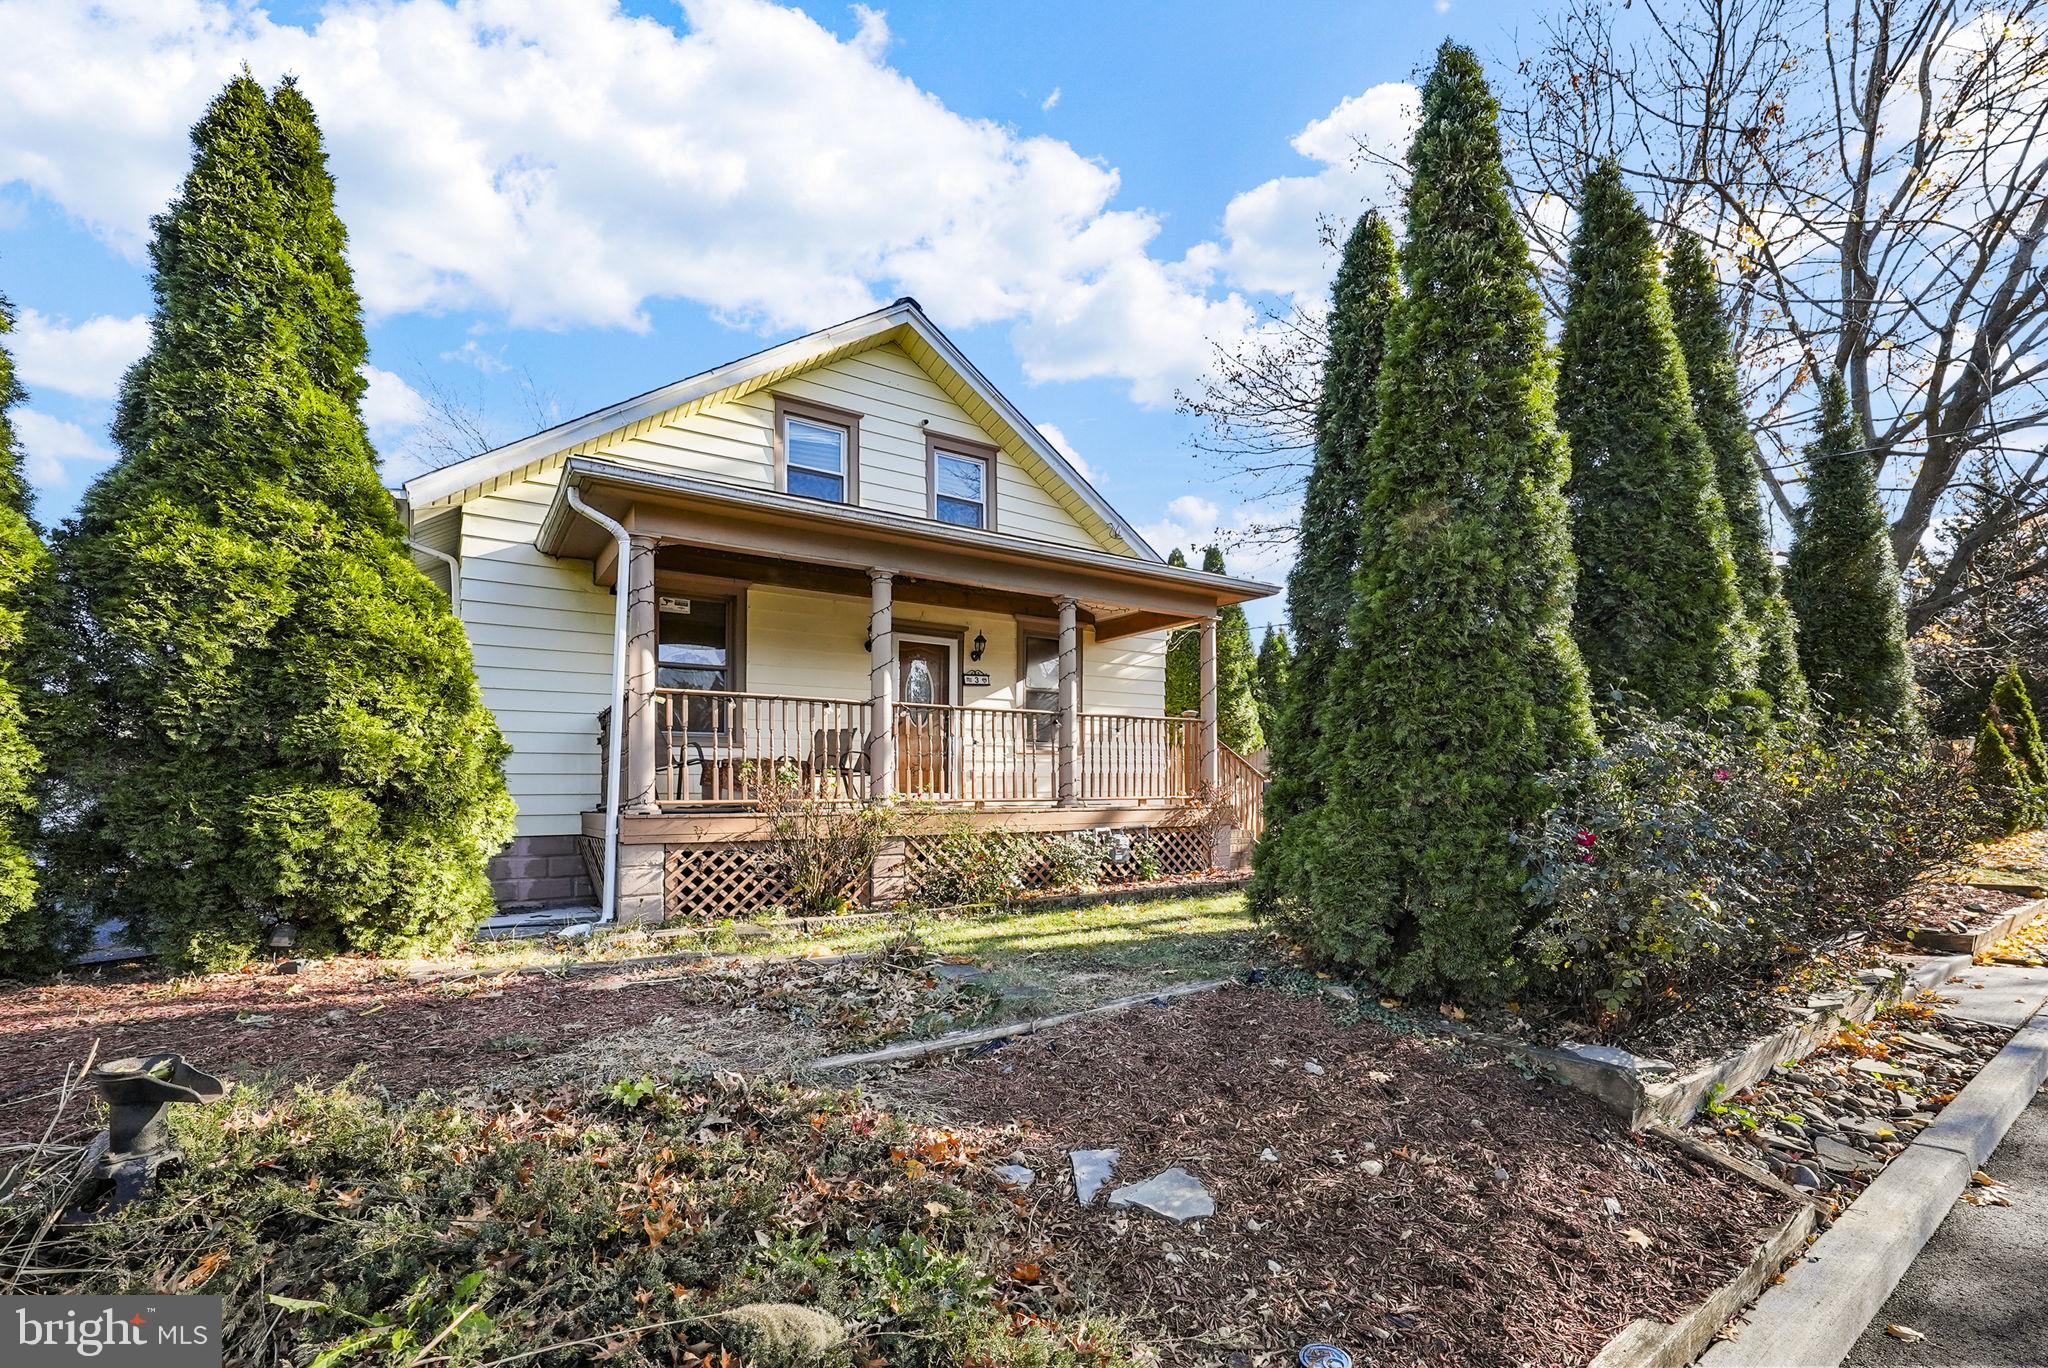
[1522,712,1989,1024]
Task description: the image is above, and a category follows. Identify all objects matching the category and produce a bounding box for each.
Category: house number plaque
[961,669,991,687]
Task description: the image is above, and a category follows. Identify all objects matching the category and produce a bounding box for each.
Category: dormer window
[773,396,861,504]
[926,433,999,531]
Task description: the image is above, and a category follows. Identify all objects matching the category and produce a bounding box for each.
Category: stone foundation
[487,834,597,909]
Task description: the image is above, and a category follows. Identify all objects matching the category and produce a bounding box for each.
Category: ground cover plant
[2,1071,1123,1368]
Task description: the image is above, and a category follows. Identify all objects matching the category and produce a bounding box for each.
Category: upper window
[774,396,861,505]
[934,450,990,529]
[785,417,848,503]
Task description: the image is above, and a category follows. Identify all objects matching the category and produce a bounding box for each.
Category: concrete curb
[1905,895,2048,956]
[1699,1001,2048,1367]
[1591,1207,1820,1368]
[807,976,1238,1070]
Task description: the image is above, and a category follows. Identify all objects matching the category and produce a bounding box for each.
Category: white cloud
[1138,492,1297,581]
[13,408,116,487]
[1185,83,1418,302]
[10,309,149,400]
[359,364,427,431]
[1033,421,1096,483]
[1041,86,1061,112]
[0,0,1417,411]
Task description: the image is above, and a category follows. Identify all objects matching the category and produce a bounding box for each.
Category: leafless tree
[403,360,562,468]
[1505,0,2048,629]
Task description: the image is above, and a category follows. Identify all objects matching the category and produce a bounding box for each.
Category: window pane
[787,467,845,502]
[905,657,936,704]
[936,495,984,528]
[1023,635,1058,691]
[786,417,845,474]
[658,600,730,695]
[936,452,985,502]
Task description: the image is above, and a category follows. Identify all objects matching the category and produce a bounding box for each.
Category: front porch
[542,457,1273,922]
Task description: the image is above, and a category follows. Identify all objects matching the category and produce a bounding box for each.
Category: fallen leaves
[1885,1324,1926,1343]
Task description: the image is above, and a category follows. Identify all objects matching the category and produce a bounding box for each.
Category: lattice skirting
[661,842,868,922]
[901,824,1211,903]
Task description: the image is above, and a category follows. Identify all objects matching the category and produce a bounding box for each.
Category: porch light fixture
[971,631,986,661]
[863,630,873,652]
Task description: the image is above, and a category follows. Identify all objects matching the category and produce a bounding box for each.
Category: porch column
[867,569,897,801]
[1198,615,1220,793]
[623,533,661,815]
[1055,596,1080,805]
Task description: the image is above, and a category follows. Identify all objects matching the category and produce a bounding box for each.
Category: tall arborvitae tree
[1308,43,1599,998]
[1251,211,1398,918]
[44,75,513,970]
[1559,161,1749,715]
[0,295,63,975]
[1666,233,1808,717]
[1163,547,1199,717]
[1784,375,1921,734]
[1254,625,1291,743]
[1207,545,1265,754]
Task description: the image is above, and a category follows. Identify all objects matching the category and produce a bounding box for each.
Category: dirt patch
[884,987,1791,1367]
[1881,882,2031,936]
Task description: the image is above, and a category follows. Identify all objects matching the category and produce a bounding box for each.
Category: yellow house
[398,298,1276,923]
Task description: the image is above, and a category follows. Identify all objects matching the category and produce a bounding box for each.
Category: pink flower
[1578,850,1596,864]
[1573,829,1597,849]
[1713,768,1731,781]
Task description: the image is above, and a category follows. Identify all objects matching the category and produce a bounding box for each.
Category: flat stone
[1304,1059,1325,1076]
[933,962,990,984]
[1069,1148,1119,1205]
[1108,1166,1215,1222]
[1897,1031,1966,1058]
[1558,1041,1676,1074]
[993,1164,1035,1189]
[1814,1135,1878,1174]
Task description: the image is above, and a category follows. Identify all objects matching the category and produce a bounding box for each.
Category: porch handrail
[650,687,873,805]
[1079,711,1197,801]
[1219,742,1267,843]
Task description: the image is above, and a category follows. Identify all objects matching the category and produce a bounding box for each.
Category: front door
[897,641,952,794]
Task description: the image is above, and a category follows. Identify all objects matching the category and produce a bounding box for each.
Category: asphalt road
[1845,1083,2048,1367]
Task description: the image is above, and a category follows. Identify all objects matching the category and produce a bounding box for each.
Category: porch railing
[1077,712,1195,801]
[600,690,1217,810]
[897,701,1059,802]
[654,689,874,805]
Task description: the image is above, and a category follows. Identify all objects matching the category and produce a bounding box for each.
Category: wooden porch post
[1198,616,1220,792]
[868,569,897,800]
[623,533,661,815]
[1056,596,1080,805]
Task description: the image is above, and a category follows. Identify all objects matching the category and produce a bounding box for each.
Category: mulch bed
[1881,882,2032,936]
[892,987,1791,1367]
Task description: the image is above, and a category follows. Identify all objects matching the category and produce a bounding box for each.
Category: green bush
[1974,664,2048,833]
[1523,714,1988,1023]
[754,763,899,914]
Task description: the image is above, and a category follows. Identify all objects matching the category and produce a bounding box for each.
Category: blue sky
[0,0,1534,628]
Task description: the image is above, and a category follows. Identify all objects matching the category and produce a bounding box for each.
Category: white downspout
[406,539,461,614]
[565,485,629,927]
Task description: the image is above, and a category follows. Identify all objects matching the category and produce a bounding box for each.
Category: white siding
[458,465,614,837]
[592,343,1114,553]
[1084,628,1171,716]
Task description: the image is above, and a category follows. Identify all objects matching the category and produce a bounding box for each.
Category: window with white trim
[934,449,990,529]
[784,415,849,503]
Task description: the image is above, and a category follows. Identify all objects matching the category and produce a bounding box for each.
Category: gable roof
[399,297,1158,561]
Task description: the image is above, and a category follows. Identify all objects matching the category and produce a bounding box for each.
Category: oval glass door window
[906,658,935,704]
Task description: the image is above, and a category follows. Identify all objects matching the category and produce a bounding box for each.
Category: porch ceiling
[537,457,1277,630]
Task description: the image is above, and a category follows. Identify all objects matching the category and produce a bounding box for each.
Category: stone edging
[1698,998,2048,1367]
[1420,956,1968,1129]
[1904,894,2048,956]
[806,977,1239,1071]
[1589,1207,1820,1368]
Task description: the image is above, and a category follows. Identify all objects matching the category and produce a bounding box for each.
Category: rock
[1898,1031,1966,1058]
[1070,1149,1119,1205]
[1789,1164,1825,1191]
[1852,1058,1925,1083]
[1108,1167,1215,1222]
[1260,1147,1280,1163]
[1602,1196,1623,1217]
[1839,1117,1897,1143]
[1814,1135,1877,1174]
[993,1164,1035,1189]
[269,959,302,975]
[718,1304,847,1364]
[1304,1060,1325,1076]
[1363,1160,1384,1178]
[933,962,990,985]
